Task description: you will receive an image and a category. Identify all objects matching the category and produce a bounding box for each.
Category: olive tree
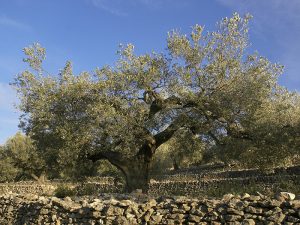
[2,132,46,182]
[13,13,300,192]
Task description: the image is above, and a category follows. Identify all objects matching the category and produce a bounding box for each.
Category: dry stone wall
[0,166,298,197]
[148,175,300,196]
[0,182,56,196]
[0,192,299,225]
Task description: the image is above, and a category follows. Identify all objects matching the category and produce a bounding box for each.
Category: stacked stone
[0,182,56,196]
[0,192,299,224]
[148,175,300,197]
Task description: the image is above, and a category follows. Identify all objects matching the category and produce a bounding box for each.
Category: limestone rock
[223,194,235,201]
[241,219,255,225]
[227,207,244,216]
[275,192,296,201]
[188,214,202,223]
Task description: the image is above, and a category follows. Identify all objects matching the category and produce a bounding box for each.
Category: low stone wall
[148,175,300,196]
[0,182,57,196]
[151,165,300,182]
[0,174,298,197]
[0,179,124,196]
[0,192,299,224]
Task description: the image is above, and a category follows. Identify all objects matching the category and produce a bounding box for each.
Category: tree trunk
[122,159,150,193]
[88,117,185,193]
[173,159,179,171]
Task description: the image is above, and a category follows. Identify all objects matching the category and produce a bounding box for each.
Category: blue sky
[0,0,300,144]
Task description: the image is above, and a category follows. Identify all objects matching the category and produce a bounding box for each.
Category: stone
[64,196,72,202]
[211,222,222,225]
[223,194,235,201]
[241,219,255,225]
[245,206,263,214]
[289,200,300,208]
[105,206,125,216]
[227,222,242,225]
[91,211,101,219]
[51,214,57,222]
[119,200,133,207]
[269,199,282,207]
[275,192,296,201]
[224,215,242,222]
[241,193,251,200]
[190,208,206,217]
[248,195,261,201]
[148,199,157,207]
[113,216,130,225]
[267,212,286,223]
[286,215,300,223]
[151,214,162,223]
[188,214,201,223]
[40,208,49,215]
[235,201,248,210]
[143,211,151,222]
[227,207,244,216]
[181,203,191,211]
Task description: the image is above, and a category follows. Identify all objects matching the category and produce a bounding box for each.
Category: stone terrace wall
[0,166,298,197]
[0,182,58,196]
[0,179,124,196]
[0,192,299,225]
[0,175,298,198]
[148,175,300,197]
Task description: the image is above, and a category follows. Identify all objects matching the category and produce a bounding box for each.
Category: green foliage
[152,131,204,173]
[0,155,19,182]
[54,184,76,198]
[3,132,46,181]
[97,160,124,181]
[12,12,300,184]
[0,132,47,182]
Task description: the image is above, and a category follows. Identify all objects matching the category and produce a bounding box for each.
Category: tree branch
[154,115,187,147]
[87,150,128,172]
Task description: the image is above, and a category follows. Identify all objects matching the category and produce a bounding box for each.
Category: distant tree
[3,132,46,183]
[0,145,19,182]
[152,130,204,173]
[13,13,300,192]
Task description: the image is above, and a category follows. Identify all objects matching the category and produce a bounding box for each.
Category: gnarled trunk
[88,116,186,193]
[122,159,150,193]
[88,147,153,193]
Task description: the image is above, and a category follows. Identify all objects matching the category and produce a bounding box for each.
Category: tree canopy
[13,13,300,192]
[0,132,45,182]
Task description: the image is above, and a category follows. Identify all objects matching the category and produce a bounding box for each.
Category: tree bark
[88,152,151,193]
[122,157,150,193]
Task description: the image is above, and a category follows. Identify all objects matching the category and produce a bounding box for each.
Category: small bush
[54,184,76,198]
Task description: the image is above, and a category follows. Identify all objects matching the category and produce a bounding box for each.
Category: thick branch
[87,150,127,171]
[144,90,182,118]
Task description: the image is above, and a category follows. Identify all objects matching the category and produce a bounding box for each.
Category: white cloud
[0,15,31,31]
